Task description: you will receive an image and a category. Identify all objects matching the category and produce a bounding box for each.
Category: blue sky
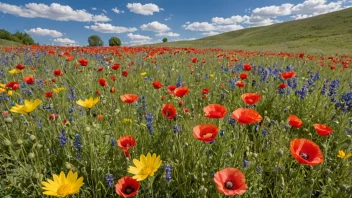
[0,0,351,46]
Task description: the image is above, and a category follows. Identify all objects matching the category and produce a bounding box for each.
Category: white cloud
[164,17,171,21]
[202,31,220,36]
[85,23,137,33]
[126,33,155,46]
[0,2,110,22]
[156,32,180,37]
[127,3,163,15]
[252,3,293,17]
[102,9,107,13]
[184,22,215,31]
[92,7,97,11]
[184,22,244,32]
[212,15,249,24]
[140,21,170,32]
[290,14,314,20]
[112,8,124,14]
[54,38,76,45]
[25,27,63,38]
[127,33,152,40]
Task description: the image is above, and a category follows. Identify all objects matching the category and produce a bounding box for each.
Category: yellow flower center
[57,184,71,196]
[141,166,154,175]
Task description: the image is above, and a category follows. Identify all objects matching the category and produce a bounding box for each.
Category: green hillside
[153,8,352,54]
[0,39,22,46]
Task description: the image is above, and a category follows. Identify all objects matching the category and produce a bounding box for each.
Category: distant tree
[162,38,168,43]
[109,37,122,46]
[88,35,104,46]
[0,29,12,40]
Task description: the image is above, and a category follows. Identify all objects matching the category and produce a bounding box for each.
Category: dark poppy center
[124,186,134,195]
[224,181,234,189]
[299,152,309,160]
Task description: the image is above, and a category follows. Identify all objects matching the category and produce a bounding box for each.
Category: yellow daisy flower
[123,119,132,124]
[128,152,162,181]
[209,74,215,78]
[337,150,352,159]
[53,87,67,93]
[41,171,84,197]
[140,72,147,77]
[10,99,42,114]
[76,97,99,109]
[8,69,22,74]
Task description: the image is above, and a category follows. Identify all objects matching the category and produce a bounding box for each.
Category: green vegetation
[0,29,36,45]
[109,37,122,46]
[153,8,352,54]
[162,38,168,43]
[88,35,104,47]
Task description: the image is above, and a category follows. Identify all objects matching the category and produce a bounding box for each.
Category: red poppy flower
[183,108,189,113]
[243,64,252,71]
[78,58,88,66]
[122,70,128,77]
[281,71,296,80]
[97,67,104,72]
[98,78,108,87]
[214,168,248,196]
[161,104,177,119]
[153,81,163,89]
[290,138,324,166]
[97,114,103,121]
[288,115,303,129]
[168,85,177,92]
[192,58,198,63]
[96,90,101,95]
[231,108,263,124]
[24,76,35,84]
[110,75,116,81]
[112,63,120,70]
[52,78,57,83]
[313,124,333,136]
[44,91,53,98]
[16,64,25,70]
[202,88,210,94]
[115,176,140,198]
[202,94,207,99]
[120,94,139,104]
[239,73,248,80]
[203,104,227,119]
[66,55,74,61]
[236,81,245,88]
[5,81,20,90]
[117,136,136,158]
[278,83,287,89]
[173,87,189,97]
[193,124,219,143]
[241,93,261,105]
[53,69,63,77]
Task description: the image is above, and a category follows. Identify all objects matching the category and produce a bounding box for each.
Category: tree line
[0,29,37,45]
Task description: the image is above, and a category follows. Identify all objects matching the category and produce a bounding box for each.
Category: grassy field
[152,8,352,55]
[0,39,22,46]
[0,46,352,197]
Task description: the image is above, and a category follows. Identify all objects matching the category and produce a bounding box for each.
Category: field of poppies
[0,45,352,197]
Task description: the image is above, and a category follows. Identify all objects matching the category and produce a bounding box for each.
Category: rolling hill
[0,39,22,46]
[153,8,352,54]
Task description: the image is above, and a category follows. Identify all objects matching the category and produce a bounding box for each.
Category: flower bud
[17,139,23,145]
[29,135,36,141]
[28,153,35,159]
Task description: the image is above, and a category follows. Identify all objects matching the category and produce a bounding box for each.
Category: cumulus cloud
[85,23,137,33]
[112,8,124,14]
[127,3,163,15]
[54,38,76,45]
[183,22,244,32]
[92,7,97,11]
[202,31,220,36]
[252,3,293,17]
[126,33,155,46]
[155,32,180,37]
[140,21,170,32]
[25,27,63,38]
[0,2,110,22]
[212,15,249,24]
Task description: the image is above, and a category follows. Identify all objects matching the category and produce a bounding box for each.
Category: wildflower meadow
[0,46,352,197]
